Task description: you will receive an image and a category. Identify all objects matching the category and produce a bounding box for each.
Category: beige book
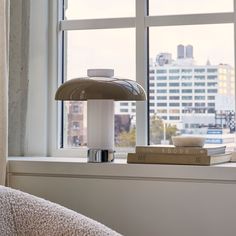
[127,152,231,165]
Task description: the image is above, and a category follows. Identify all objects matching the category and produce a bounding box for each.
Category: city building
[116,45,235,135]
[66,101,87,146]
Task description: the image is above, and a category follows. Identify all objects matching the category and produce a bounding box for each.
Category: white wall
[7,158,236,236]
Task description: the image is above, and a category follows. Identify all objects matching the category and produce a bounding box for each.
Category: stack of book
[127,145,232,165]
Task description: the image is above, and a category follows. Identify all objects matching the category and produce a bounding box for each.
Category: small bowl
[172,136,205,147]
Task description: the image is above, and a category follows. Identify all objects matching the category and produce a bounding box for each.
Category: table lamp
[55,69,146,162]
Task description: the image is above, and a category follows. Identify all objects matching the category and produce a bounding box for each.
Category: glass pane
[64,29,136,148]
[149,24,235,151]
[149,0,233,16]
[65,0,135,20]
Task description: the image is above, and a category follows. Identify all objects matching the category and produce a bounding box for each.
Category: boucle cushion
[0,186,122,236]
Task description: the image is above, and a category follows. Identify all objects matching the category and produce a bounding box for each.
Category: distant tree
[150,113,178,144]
[116,127,136,147]
[116,113,178,146]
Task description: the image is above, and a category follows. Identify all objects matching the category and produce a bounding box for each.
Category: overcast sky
[65,0,234,80]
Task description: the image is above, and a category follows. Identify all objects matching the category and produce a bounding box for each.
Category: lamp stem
[87,99,114,152]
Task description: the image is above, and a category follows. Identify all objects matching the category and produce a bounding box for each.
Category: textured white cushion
[0,186,122,236]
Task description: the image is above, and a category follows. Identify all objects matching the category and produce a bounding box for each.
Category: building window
[182,82,192,86]
[169,69,179,73]
[194,96,205,100]
[182,89,192,93]
[182,69,192,73]
[169,116,180,120]
[194,68,205,73]
[169,103,180,107]
[169,82,180,87]
[182,96,192,100]
[194,82,205,86]
[194,75,205,80]
[169,89,180,93]
[156,76,167,80]
[72,122,80,129]
[208,89,218,93]
[156,69,167,74]
[120,102,129,106]
[169,96,180,100]
[207,68,218,73]
[157,103,167,106]
[169,76,180,80]
[156,82,167,87]
[157,96,167,100]
[157,89,167,93]
[195,89,205,93]
[207,96,215,100]
[181,76,192,80]
[72,104,80,113]
[207,82,217,87]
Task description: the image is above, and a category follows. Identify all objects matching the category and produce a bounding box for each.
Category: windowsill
[7,156,236,182]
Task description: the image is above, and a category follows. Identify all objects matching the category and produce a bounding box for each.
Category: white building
[116,45,235,132]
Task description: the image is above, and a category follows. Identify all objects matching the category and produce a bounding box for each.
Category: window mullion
[60,17,135,31]
[136,0,148,145]
[146,12,234,27]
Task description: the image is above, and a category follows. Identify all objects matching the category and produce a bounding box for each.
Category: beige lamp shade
[55,69,146,101]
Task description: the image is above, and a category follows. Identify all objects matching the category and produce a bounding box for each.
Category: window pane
[149,24,235,151]
[149,0,233,16]
[64,29,135,148]
[65,0,135,20]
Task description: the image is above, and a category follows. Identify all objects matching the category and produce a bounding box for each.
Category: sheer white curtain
[0,0,8,185]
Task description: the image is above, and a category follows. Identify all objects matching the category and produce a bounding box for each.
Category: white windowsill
[7,156,236,182]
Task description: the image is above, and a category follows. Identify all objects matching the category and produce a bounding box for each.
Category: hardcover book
[127,152,231,165]
[135,145,226,156]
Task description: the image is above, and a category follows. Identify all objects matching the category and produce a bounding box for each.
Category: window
[169,76,179,80]
[156,82,167,87]
[120,102,129,106]
[157,96,167,100]
[182,82,192,86]
[169,89,180,93]
[169,96,180,100]
[195,89,206,93]
[157,103,167,107]
[169,69,179,73]
[194,69,205,73]
[182,89,192,93]
[169,83,180,87]
[156,69,167,74]
[156,76,167,80]
[182,69,192,73]
[157,89,167,93]
[195,75,205,80]
[169,103,180,107]
[194,82,205,86]
[182,96,192,100]
[195,96,205,100]
[57,0,236,155]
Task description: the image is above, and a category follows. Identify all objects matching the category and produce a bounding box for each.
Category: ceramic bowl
[172,136,205,147]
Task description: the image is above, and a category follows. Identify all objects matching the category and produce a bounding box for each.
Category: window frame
[48,0,236,157]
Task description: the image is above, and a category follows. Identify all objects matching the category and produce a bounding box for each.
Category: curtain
[0,0,8,185]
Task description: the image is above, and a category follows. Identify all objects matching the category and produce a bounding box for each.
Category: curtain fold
[0,0,9,185]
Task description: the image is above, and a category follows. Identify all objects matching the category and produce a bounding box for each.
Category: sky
[65,0,234,81]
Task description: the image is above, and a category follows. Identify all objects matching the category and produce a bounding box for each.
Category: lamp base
[87,149,114,163]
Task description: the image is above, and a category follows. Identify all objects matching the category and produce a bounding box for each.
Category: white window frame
[47,0,236,157]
